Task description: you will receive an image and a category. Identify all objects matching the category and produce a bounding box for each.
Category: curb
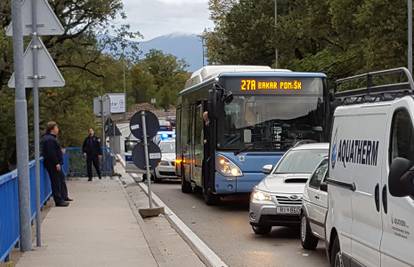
[137,182,228,267]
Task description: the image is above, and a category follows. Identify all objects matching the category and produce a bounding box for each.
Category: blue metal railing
[0,155,67,262]
[0,146,112,262]
[65,147,114,177]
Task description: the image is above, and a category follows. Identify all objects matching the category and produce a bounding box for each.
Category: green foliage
[206,0,410,81]
[0,0,140,174]
[129,50,189,110]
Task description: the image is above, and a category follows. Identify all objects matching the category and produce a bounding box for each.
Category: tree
[0,0,141,174]
[205,0,410,82]
[129,50,189,109]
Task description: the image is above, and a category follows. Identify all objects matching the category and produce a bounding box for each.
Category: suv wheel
[252,225,272,235]
[330,235,344,267]
[300,213,319,250]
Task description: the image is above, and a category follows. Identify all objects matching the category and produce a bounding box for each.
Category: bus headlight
[216,155,242,177]
[251,188,272,203]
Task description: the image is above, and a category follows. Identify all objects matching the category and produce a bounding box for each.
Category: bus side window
[181,106,189,152]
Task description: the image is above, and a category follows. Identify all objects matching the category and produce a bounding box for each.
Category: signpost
[8,0,65,249]
[129,110,163,215]
[107,93,126,114]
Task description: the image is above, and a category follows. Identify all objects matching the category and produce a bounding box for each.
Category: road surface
[151,182,329,267]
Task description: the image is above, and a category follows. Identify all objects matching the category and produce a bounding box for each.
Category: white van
[326,68,414,267]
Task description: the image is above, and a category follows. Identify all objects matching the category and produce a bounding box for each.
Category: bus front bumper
[215,172,265,194]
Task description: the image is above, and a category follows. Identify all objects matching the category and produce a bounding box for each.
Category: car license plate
[276,206,300,215]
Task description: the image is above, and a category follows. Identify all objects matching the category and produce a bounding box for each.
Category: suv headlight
[216,155,242,177]
[251,188,272,203]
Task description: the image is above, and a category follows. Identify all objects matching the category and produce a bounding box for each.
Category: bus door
[191,103,204,186]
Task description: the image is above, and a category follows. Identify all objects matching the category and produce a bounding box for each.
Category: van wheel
[330,235,344,267]
[203,188,220,205]
[252,225,272,235]
[181,177,192,193]
[300,214,319,250]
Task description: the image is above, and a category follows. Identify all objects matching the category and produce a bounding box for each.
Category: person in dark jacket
[41,121,72,207]
[82,128,102,181]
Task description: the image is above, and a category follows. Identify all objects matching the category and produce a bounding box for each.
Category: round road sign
[132,141,162,170]
[129,110,160,140]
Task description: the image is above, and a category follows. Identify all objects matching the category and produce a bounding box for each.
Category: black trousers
[45,164,68,204]
[86,156,101,180]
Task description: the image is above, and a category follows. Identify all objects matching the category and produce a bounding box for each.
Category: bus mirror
[223,92,233,104]
[208,88,218,119]
[243,129,252,143]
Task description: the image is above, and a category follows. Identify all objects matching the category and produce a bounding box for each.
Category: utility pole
[31,0,42,247]
[199,34,205,66]
[122,50,127,120]
[274,0,279,69]
[11,0,32,252]
[409,0,413,74]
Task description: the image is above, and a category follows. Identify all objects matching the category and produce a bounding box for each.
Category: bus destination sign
[240,79,302,91]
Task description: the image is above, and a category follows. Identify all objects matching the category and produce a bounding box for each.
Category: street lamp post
[409,0,413,74]
[274,0,279,69]
[123,52,127,120]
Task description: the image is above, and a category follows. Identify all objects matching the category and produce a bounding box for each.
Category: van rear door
[381,104,414,266]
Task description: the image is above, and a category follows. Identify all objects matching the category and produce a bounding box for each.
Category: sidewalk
[15,175,204,267]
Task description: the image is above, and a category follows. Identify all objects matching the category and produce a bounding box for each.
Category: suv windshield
[273,149,328,174]
[216,78,325,152]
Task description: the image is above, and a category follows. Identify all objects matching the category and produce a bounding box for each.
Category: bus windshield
[217,78,325,152]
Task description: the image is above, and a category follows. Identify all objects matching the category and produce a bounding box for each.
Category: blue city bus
[176,66,329,204]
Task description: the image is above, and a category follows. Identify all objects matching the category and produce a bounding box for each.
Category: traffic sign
[132,141,162,170]
[8,37,65,88]
[93,96,111,117]
[129,110,160,139]
[6,0,64,36]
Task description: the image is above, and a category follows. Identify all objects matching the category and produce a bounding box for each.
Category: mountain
[139,33,204,72]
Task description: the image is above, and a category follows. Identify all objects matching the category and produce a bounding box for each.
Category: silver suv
[249,143,329,235]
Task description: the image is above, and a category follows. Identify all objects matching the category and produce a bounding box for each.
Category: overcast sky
[120,0,214,41]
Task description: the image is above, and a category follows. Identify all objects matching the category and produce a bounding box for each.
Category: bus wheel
[203,188,220,205]
[181,178,192,193]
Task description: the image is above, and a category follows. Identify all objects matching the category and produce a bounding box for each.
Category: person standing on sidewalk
[82,128,102,181]
[41,121,72,207]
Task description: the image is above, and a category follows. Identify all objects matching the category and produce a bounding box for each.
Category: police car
[326,68,414,267]
[124,131,176,174]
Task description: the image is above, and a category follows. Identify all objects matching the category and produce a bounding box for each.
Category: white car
[301,157,328,250]
[249,143,329,235]
[154,139,177,182]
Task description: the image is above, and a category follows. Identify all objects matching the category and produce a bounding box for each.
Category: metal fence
[0,147,113,262]
[0,156,66,262]
[65,147,114,178]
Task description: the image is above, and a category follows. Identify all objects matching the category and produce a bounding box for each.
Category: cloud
[120,0,214,40]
